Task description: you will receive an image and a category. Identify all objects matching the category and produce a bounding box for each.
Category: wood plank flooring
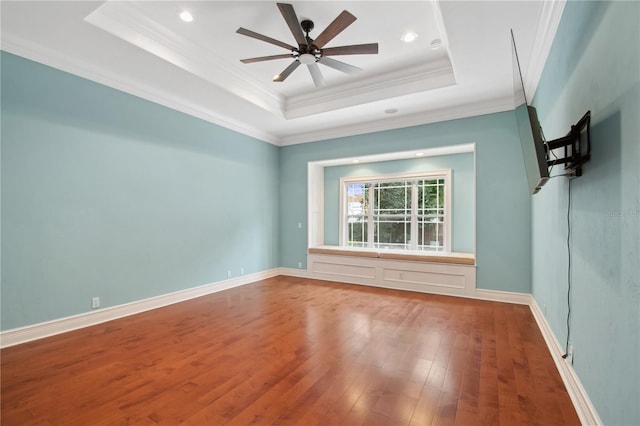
[1,276,580,425]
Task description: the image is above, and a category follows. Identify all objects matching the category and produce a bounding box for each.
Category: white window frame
[339,170,452,252]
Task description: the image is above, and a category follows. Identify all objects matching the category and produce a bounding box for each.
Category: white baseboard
[529,297,603,426]
[473,288,531,305]
[0,269,280,348]
[277,267,312,278]
[281,265,528,306]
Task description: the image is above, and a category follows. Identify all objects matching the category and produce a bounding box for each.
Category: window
[341,170,451,252]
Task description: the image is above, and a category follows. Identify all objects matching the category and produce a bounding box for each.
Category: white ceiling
[0,1,565,146]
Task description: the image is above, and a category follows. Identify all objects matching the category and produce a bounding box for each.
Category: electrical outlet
[298,261,302,269]
[298,222,302,229]
[227,270,232,278]
[240,267,244,275]
[567,344,574,364]
[91,297,100,309]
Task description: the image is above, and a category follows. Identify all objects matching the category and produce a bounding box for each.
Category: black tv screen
[512,30,549,194]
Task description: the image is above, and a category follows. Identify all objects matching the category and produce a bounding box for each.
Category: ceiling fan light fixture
[299,53,317,65]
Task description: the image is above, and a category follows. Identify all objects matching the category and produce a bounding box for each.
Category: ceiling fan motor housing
[301,19,314,34]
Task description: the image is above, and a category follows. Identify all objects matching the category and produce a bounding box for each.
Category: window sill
[307,245,475,266]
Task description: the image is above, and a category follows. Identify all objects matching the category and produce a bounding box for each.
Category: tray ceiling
[0,1,565,145]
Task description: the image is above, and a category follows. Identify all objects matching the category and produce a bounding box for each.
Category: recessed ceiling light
[384,108,398,114]
[179,11,194,22]
[401,32,419,43]
[431,38,442,50]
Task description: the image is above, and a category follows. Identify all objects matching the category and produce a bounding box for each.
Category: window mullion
[437,179,441,252]
[367,184,374,248]
[411,181,418,250]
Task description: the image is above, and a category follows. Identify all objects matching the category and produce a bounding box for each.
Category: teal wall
[531,1,639,424]
[323,153,475,253]
[1,52,280,330]
[280,112,532,293]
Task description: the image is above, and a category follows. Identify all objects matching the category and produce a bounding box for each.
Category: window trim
[339,169,452,252]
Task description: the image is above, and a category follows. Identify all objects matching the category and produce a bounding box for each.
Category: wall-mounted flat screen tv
[511,30,591,195]
[512,30,549,194]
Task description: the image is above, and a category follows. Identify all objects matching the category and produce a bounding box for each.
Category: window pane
[374,216,410,250]
[347,217,367,247]
[347,183,367,216]
[417,178,444,216]
[373,181,411,216]
[417,220,444,251]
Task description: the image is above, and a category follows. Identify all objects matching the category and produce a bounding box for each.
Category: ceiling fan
[236,3,379,88]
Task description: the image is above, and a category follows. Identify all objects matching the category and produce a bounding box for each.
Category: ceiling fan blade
[307,63,326,88]
[241,54,293,64]
[274,60,301,82]
[312,10,357,48]
[322,43,379,56]
[236,27,295,51]
[277,3,307,46]
[318,57,362,75]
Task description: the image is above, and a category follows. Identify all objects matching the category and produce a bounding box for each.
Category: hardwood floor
[1,276,580,425]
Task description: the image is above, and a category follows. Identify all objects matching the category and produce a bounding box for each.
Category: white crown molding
[0,269,280,349]
[1,0,564,148]
[84,1,284,117]
[1,35,280,145]
[84,1,458,122]
[529,297,603,426]
[279,94,515,146]
[2,34,505,148]
[285,58,455,119]
[524,0,566,101]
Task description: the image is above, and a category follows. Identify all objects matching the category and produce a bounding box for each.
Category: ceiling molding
[2,31,509,148]
[284,57,456,119]
[279,95,515,146]
[84,1,285,116]
[524,0,566,102]
[84,1,457,122]
[1,1,561,148]
[1,34,280,145]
